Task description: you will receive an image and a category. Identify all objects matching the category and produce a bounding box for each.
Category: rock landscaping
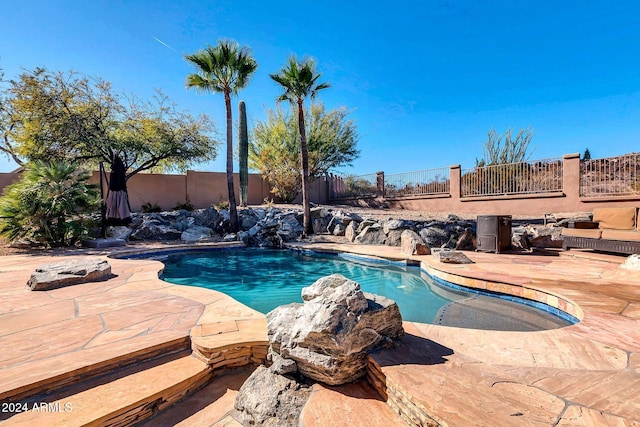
[234,274,404,426]
[99,205,565,253]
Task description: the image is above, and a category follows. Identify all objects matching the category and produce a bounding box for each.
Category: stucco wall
[89,171,279,211]
[3,153,637,216]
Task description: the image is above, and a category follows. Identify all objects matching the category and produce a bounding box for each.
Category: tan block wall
[3,153,637,216]
[89,170,284,211]
[291,176,330,205]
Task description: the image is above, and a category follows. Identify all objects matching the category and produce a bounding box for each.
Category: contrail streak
[152,36,177,52]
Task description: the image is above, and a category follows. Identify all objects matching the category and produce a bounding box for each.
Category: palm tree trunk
[225,90,239,232]
[298,100,312,236]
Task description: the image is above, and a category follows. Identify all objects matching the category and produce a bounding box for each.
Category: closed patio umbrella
[104,155,132,226]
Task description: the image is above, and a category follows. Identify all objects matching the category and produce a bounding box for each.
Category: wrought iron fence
[580,153,640,197]
[461,157,563,197]
[329,173,378,199]
[384,167,450,198]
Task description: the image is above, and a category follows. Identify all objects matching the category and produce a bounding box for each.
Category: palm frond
[184,40,258,96]
[271,56,330,105]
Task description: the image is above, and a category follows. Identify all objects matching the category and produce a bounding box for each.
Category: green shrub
[141,202,162,213]
[476,127,535,167]
[0,160,99,247]
[173,197,194,211]
[215,195,229,210]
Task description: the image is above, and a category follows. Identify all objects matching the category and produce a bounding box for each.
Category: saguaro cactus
[239,100,249,206]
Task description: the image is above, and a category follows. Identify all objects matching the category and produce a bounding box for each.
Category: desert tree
[0,67,219,177]
[250,103,359,202]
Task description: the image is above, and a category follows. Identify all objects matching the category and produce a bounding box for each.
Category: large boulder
[356,219,377,234]
[419,226,449,248]
[239,210,259,231]
[511,225,531,250]
[181,226,215,243]
[191,206,220,228]
[455,228,476,251]
[400,230,430,255]
[383,219,413,246]
[278,212,304,239]
[355,224,386,245]
[510,224,563,249]
[529,225,563,248]
[432,249,474,264]
[332,221,346,236]
[243,211,305,247]
[310,206,330,219]
[326,216,344,235]
[27,258,113,291]
[267,274,403,385]
[130,216,182,240]
[234,365,311,427]
[107,226,133,241]
[344,221,359,242]
[332,210,363,225]
[310,207,331,233]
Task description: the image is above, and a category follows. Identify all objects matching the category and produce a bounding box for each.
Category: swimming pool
[156,248,573,331]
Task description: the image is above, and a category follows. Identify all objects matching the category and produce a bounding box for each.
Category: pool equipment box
[476,215,512,253]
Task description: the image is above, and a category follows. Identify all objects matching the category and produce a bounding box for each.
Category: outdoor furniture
[562,207,640,254]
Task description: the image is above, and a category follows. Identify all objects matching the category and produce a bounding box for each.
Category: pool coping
[290,245,583,325]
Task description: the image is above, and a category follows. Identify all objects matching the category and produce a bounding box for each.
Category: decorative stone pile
[107,207,305,248]
[106,206,484,250]
[234,274,404,426]
[267,274,404,384]
[102,205,566,253]
[329,211,477,251]
[511,224,564,250]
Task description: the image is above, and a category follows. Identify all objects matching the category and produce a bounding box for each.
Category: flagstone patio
[0,242,638,426]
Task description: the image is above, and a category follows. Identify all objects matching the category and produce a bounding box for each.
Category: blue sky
[1,0,639,175]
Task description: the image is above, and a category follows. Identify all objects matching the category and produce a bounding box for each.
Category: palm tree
[270,56,330,235]
[184,40,257,232]
[0,160,99,247]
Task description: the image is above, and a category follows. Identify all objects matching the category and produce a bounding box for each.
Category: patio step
[0,331,191,403]
[139,369,408,427]
[1,352,212,426]
[138,367,253,426]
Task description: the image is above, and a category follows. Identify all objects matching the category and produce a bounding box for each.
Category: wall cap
[580,195,640,202]
[460,191,565,202]
[385,194,451,201]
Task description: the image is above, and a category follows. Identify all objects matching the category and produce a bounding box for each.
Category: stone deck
[0,242,639,426]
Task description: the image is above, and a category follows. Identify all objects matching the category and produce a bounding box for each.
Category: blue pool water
[158,248,573,330]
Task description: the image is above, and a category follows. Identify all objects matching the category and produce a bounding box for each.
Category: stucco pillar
[562,153,581,204]
[450,164,461,202]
